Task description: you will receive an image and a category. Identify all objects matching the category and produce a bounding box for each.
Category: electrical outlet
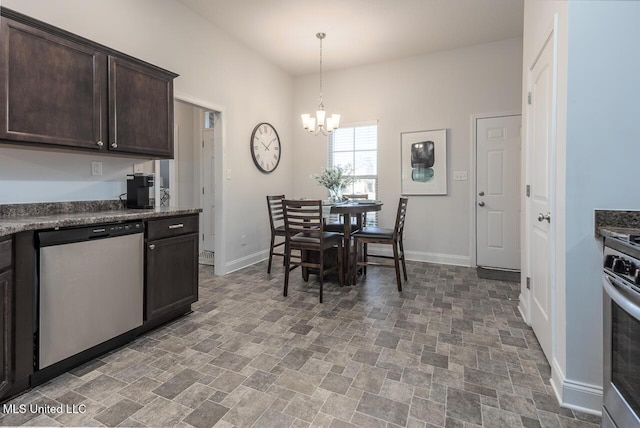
[453,171,468,181]
[91,161,103,176]
[226,169,232,180]
[133,163,144,173]
[241,235,246,246]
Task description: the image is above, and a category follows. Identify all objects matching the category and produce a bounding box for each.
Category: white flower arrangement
[311,165,356,200]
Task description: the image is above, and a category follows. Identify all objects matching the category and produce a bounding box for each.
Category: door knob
[96,140,104,148]
[478,201,485,207]
[148,244,155,250]
[111,142,118,148]
[537,212,551,223]
[478,191,485,196]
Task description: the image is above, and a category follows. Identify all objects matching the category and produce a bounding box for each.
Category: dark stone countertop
[0,205,202,237]
[595,210,640,238]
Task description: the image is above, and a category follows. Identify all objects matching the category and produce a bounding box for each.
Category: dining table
[324,200,383,286]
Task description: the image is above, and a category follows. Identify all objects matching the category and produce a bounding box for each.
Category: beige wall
[293,38,523,265]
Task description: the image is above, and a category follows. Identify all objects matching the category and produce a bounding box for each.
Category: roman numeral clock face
[250,123,281,173]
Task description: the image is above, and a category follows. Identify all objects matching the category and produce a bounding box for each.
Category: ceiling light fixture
[301,32,340,136]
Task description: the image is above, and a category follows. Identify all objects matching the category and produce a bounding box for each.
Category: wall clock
[250,122,281,173]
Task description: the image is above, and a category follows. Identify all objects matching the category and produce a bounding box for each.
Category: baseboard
[551,358,602,416]
[476,266,520,282]
[225,250,268,273]
[367,244,471,267]
[225,246,471,273]
[517,293,530,324]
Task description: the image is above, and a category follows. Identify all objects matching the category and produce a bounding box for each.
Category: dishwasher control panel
[38,221,144,247]
[92,222,144,238]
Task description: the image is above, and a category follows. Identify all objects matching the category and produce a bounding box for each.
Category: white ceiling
[177,0,524,76]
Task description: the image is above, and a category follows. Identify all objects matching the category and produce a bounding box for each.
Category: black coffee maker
[126,173,154,209]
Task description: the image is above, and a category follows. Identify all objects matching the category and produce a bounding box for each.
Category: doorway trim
[158,90,227,276]
[469,111,521,269]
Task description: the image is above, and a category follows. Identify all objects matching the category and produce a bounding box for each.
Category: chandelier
[301,32,340,136]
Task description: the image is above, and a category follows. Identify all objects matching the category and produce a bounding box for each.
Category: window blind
[328,123,378,225]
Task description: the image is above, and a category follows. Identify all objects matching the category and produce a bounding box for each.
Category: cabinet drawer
[0,238,11,271]
[146,215,198,241]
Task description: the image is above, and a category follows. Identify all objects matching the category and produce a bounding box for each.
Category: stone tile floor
[0,261,601,427]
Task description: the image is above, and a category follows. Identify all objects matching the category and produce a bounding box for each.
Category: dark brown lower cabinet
[145,216,199,322]
[0,232,35,402]
[0,269,12,399]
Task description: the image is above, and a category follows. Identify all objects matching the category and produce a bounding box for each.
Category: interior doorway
[200,113,218,266]
[155,96,225,275]
[473,113,521,281]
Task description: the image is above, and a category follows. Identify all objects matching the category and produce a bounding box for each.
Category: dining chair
[266,194,286,273]
[324,193,369,233]
[352,197,409,291]
[282,199,344,303]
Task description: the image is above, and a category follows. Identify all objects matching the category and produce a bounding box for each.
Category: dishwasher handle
[89,228,109,239]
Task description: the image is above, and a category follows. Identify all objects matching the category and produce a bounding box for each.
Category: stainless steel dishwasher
[37,221,144,370]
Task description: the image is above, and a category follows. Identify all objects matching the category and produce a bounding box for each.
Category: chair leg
[399,239,408,281]
[318,251,324,303]
[338,242,344,287]
[363,243,368,275]
[283,243,290,297]
[352,238,358,285]
[268,235,275,273]
[392,242,402,292]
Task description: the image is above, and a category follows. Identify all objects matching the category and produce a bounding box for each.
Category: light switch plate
[453,171,468,181]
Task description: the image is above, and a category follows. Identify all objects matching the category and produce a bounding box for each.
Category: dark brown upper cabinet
[108,56,173,158]
[0,18,106,150]
[0,8,177,159]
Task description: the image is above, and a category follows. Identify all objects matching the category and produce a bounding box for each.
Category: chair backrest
[394,197,409,240]
[282,199,324,242]
[344,194,368,200]
[266,195,285,231]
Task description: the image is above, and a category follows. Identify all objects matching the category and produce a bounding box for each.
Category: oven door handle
[603,274,640,321]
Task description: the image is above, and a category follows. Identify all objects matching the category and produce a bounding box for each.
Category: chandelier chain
[318,33,324,106]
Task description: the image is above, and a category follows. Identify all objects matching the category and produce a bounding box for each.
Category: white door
[528,33,555,362]
[476,115,521,270]
[201,128,215,257]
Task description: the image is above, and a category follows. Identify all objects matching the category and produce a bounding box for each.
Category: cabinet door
[109,56,174,158]
[0,18,106,149]
[146,233,198,321]
[0,270,12,398]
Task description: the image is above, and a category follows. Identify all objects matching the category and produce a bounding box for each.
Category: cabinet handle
[168,224,184,229]
[148,244,155,250]
[111,142,118,148]
[97,140,104,148]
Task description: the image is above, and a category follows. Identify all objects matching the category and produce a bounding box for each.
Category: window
[328,122,378,225]
[204,111,215,129]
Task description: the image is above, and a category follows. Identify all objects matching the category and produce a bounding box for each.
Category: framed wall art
[401,129,447,195]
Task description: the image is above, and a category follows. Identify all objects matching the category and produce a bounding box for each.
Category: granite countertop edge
[0,207,202,237]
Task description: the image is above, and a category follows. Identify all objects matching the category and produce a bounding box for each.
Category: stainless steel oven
[603,237,640,428]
